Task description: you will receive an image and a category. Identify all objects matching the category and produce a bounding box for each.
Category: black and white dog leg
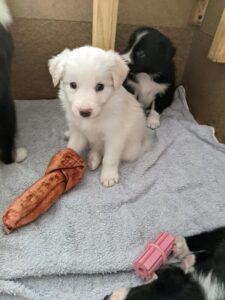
[147,102,160,129]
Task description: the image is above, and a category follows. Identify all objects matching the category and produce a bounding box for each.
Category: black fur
[185,227,225,284]
[0,23,16,163]
[121,26,176,116]
[104,227,225,300]
[125,266,205,300]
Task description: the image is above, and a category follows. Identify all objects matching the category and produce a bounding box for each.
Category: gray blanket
[0,86,225,299]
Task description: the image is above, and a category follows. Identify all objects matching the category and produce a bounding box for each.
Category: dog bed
[0,86,225,299]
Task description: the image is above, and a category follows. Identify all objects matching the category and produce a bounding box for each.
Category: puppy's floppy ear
[160,39,176,61]
[166,44,176,61]
[106,51,129,89]
[48,49,70,87]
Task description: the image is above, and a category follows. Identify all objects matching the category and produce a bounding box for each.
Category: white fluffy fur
[195,272,225,300]
[48,46,150,187]
[0,0,12,28]
[173,236,190,259]
[127,73,168,109]
[127,73,168,129]
[108,288,129,300]
[15,147,28,163]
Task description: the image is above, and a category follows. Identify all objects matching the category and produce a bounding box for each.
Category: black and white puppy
[104,226,225,300]
[0,0,27,163]
[121,27,176,129]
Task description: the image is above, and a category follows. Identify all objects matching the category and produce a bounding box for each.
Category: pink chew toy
[133,232,175,280]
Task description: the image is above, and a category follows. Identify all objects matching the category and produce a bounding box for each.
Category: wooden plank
[189,0,209,26]
[208,8,225,63]
[92,0,119,50]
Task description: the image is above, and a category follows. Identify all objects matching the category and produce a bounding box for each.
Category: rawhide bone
[2,148,86,234]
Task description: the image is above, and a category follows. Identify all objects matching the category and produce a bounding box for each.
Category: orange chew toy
[2,148,86,234]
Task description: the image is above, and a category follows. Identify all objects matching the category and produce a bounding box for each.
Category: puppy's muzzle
[121,53,132,66]
[103,296,110,300]
[79,109,92,118]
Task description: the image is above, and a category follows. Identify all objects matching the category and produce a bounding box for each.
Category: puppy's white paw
[64,130,70,141]
[100,169,119,187]
[15,147,28,163]
[182,254,196,272]
[88,151,101,170]
[173,236,190,259]
[147,113,160,129]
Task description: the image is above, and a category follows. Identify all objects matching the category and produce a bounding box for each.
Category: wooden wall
[7,0,225,143]
[183,0,225,142]
[8,0,195,99]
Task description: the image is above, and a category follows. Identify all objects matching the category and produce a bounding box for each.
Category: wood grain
[189,0,209,26]
[208,8,225,63]
[92,0,119,50]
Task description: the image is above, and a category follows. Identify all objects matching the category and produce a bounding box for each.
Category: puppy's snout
[79,109,92,118]
[121,55,129,65]
[103,296,110,300]
[121,53,131,65]
[128,63,132,69]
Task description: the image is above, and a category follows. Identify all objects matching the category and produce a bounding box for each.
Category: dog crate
[8,0,225,142]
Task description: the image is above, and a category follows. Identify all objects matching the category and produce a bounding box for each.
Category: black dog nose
[79,109,92,117]
[103,296,110,300]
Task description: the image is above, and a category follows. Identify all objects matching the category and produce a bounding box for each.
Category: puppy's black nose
[103,296,110,300]
[79,109,92,117]
[128,63,133,70]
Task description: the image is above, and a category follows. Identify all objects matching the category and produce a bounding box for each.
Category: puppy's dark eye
[95,83,104,92]
[136,50,146,58]
[70,82,77,89]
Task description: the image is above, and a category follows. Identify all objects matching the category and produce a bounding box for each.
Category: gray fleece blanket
[0,86,225,300]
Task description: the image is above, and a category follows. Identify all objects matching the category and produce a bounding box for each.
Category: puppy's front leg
[88,144,103,171]
[67,129,88,155]
[173,236,196,273]
[100,141,123,187]
[147,101,160,129]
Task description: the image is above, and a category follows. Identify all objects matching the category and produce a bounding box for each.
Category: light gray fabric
[0,86,225,299]
[0,273,141,300]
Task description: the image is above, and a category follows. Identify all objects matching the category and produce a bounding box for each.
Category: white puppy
[48,46,150,187]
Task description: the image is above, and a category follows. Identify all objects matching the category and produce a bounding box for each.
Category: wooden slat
[189,0,209,26]
[92,0,119,50]
[208,8,225,63]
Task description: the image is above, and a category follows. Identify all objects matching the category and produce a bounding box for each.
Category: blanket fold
[0,86,225,299]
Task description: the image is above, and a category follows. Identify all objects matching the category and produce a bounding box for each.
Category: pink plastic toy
[133,232,175,280]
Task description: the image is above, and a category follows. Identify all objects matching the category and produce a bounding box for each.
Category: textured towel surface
[0,86,225,299]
